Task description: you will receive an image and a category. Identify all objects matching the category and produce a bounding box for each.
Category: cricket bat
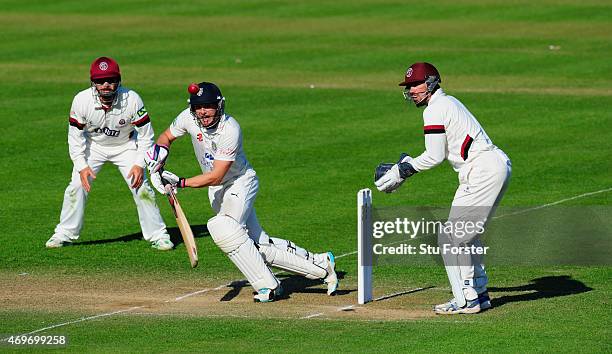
[165,188,198,268]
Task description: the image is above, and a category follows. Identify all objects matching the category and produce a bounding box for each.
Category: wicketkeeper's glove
[374,153,418,193]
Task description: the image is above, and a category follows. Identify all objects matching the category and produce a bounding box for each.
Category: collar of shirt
[428,88,445,105]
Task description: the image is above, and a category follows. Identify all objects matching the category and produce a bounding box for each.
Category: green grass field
[1,1,611,352]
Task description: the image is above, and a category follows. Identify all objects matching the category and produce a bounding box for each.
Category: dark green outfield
[1,0,610,352]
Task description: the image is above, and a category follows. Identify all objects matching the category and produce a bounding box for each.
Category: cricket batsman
[374,63,511,314]
[46,57,173,250]
[145,82,338,302]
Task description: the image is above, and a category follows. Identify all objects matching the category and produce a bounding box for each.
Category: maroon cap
[398,62,441,86]
[90,56,121,80]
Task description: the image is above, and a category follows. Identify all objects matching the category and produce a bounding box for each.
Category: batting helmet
[189,82,225,129]
[90,56,121,81]
[398,62,441,91]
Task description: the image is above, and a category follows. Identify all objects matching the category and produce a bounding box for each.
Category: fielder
[46,57,173,250]
[375,63,511,314]
[145,82,338,302]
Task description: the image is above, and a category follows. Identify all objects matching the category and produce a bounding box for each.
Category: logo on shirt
[94,127,120,137]
[202,152,215,170]
[137,107,148,118]
[118,119,126,125]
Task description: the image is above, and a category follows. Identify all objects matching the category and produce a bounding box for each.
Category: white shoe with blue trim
[434,298,481,314]
[253,285,283,303]
[324,252,339,296]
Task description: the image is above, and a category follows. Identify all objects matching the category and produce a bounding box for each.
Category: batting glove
[160,170,186,194]
[149,172,167,195]
[145,144,169,173]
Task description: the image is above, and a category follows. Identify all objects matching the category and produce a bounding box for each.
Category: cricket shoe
[151,238,174,251]
[323,251,339,296]
[253,285,283,303]
[478,291,492,310]
[45,235,71,248]
[434,298,481,315]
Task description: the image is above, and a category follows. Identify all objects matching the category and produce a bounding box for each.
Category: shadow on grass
[71,224,209,246]
[219,271,350,302]
[489,275,593,308]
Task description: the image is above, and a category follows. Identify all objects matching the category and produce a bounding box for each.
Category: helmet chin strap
[414,91,430,107]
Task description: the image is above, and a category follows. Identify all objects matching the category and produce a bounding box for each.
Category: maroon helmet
[398,62,441,89]
[89,57,121,100]
[90,56,121,81]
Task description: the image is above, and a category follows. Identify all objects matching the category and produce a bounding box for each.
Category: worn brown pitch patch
[1,271,437,322]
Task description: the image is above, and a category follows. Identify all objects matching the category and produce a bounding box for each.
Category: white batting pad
[208,215,279,291]
[259,244,327,280]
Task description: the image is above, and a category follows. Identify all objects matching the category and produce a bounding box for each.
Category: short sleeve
[169,112,189,138]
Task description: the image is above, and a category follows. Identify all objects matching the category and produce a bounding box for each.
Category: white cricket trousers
[53,142,168,242]
[445,148,512,293]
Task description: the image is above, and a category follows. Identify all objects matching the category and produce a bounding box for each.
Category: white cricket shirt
[411,89,495,172]
[169,110,252,185]
[67,86,154,171]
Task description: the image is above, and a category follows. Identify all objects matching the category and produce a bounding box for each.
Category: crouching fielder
[47,56,172,250]
[146,82,338,302]
[375,63,511,314]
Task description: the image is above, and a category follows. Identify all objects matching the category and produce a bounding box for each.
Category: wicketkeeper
[145,82,339,302]
[375,63,511,314]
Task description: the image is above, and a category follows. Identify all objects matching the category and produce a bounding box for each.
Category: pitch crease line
[1,306,144,342]
[300,312,325,319]
[173,288,213,302]
[493,187,612,219]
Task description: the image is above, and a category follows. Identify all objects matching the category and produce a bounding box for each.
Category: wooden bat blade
[166,190,198,268]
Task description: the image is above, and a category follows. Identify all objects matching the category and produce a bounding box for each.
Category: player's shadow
[167,225,209,246]
[72,224,209,246]
[489,275,592,308]
[219,271,351,302]
[280,271,352,297]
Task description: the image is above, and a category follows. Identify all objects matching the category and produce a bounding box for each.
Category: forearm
[184,172,224,188]
[134,125,154,168]
[411,152,444,171]
[156,130,175,147]
[411,134,447,172]
[68,127,88,172]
